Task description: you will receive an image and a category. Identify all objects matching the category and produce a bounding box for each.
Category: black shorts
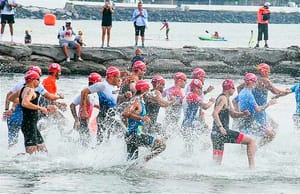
[211,129,243,152]
[134,25,146,37]
[125,132,154,160]
[1,14,15,24]
[257,23,268,41]
[102,20,112,27]
[21,119,44,147]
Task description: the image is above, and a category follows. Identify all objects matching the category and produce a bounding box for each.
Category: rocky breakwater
[0,43,300,79]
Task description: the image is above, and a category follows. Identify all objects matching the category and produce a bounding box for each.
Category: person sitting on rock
[24,29,31,44]
[131,48,145,70]
[74,30,86,47]
[57,19,83,62]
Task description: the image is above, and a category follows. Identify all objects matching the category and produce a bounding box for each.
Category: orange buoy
[44,14,56,26]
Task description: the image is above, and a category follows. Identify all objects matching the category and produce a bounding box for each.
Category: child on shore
[74,30,86,47]
[24,30,31,44]
[160,19,170,40]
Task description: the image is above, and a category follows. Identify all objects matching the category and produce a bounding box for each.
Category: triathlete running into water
[122,80,166,161]
[70,72,102,146]
[238,73,277,146]
[81,66,132,144]
[162,72,187,130]
[144,75,175,135]
[211,79,256,169]
[18,71,52,154]
[4,66,62,148]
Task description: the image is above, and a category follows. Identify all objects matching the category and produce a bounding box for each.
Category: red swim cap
[244,73,257,84]
[190,79,203,90]
[192,68,206,79]
[151,75,165,87]
[135,79,150,93]
[222,79,235,90]
[173,72,187,83]
[24,70,40,81]
[29,66,42,76]
[48,63,61,74]
[88,72,102,84]
[133,61,147,72]
[106,66,120,78]
[256,63,270,75]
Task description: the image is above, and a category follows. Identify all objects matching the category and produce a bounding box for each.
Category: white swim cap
[264,2,271,7]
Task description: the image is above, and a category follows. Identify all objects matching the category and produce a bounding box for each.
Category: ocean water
[0,73,299,193]
[2,19,299,48]
[1,19,300,193]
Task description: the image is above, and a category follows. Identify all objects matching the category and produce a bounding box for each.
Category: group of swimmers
[2,61,300,168]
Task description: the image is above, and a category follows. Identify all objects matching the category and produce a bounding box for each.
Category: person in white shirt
[0,0,17,42]
[70,72,102,146]
[81,66,132,144]
[57,19,83,62]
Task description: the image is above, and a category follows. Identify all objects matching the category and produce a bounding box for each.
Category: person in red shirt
[42,63,61,94]
[255,2,271,48]
[41,63,66,111]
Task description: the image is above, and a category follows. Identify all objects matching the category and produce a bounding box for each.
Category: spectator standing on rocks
[57,19,83,62]
[255,2,271,48]
[132,2,148,48]
[0,0,17,43]
[100,0,114,48]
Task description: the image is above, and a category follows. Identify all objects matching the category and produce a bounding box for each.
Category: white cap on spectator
[264,2,271,7]
[65,19,72,24]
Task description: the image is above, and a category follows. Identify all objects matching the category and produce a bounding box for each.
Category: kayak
[198,36,227,41]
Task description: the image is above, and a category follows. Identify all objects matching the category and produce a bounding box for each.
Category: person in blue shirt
[80,66,132,144]
[289,84,300,129]
[236,63,287,134]
[289,83,300,109]
[238,73,276,146]
[122,80,166,161]
[132,2,148,47]
[131,48,145,69]
[273,83,300,129]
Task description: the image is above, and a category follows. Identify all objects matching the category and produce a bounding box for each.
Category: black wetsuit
[19,87,44,147]
[211,94,243,152]
[144,95,162,134]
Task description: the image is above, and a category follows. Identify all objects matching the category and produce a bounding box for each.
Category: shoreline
[17,0,300,13]
[15,3,300,24]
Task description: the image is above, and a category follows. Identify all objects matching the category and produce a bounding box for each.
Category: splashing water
[0,73,300,193]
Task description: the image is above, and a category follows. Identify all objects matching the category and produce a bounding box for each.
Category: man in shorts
[57,19,83,62]
[0,0,17,42]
